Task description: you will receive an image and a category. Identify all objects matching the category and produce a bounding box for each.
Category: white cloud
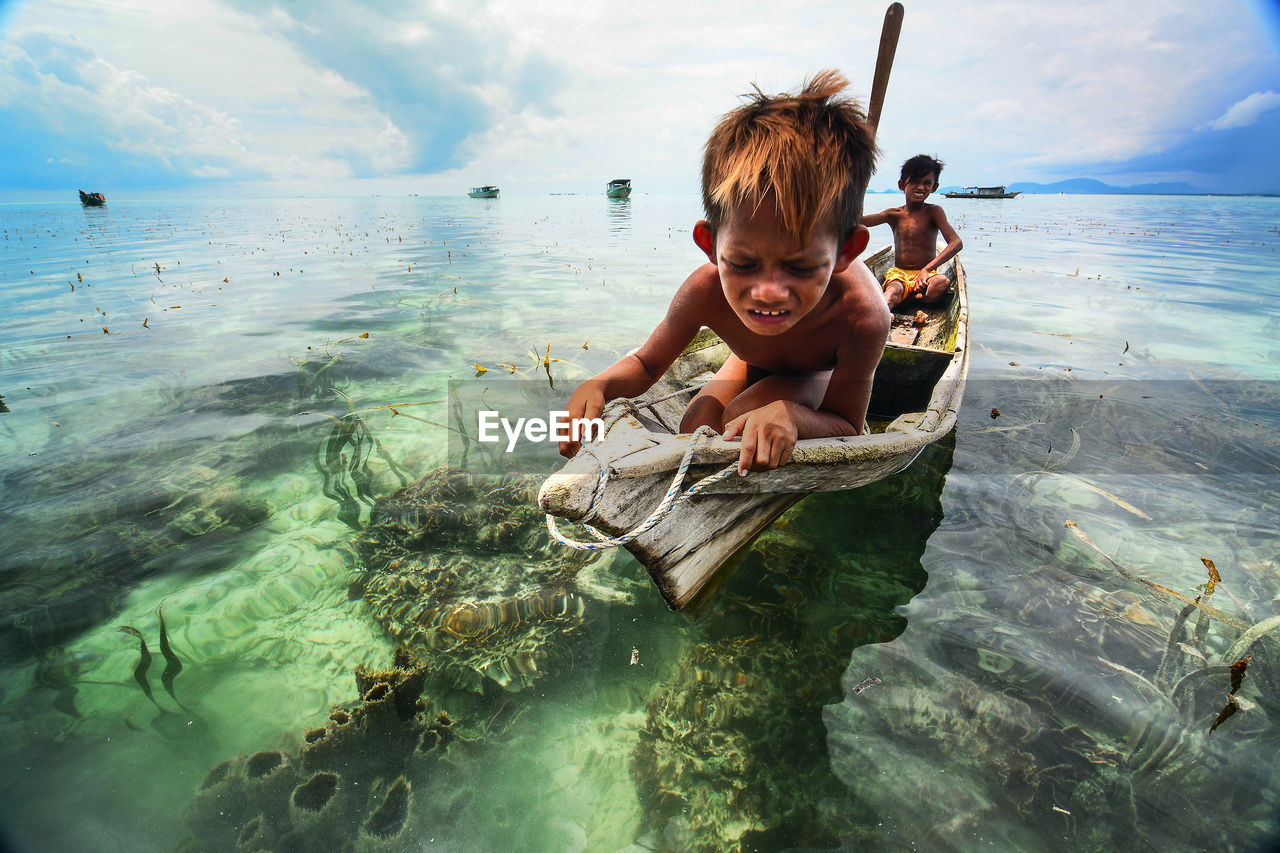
[0,28,260,175]
[1,0,1278,193]
[1203,90,1280,130]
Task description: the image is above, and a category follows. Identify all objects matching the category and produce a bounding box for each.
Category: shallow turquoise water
[0,193,1277,851]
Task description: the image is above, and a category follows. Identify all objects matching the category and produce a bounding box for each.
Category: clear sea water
[0,193,1277,852]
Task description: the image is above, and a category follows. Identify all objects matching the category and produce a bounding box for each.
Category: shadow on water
[0,360,386,664]
[630,434,954,851]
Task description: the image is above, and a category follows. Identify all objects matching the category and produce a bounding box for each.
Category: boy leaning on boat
[861,154,963,309]
[558,70,890,476]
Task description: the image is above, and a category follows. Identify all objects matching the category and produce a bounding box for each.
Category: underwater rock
[183,647,462,853]
[632,635,847,853]
[354,469,612,694]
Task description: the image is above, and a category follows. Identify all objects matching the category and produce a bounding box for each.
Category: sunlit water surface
[1,194,1278,851]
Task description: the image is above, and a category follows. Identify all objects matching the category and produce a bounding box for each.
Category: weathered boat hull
[606,187,632,199]
[539,244,969,609]
[79,191,106,206]
[467,188,500,198]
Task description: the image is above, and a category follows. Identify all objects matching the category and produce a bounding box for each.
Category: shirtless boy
[861,154,963,309]
[558,70,889,475]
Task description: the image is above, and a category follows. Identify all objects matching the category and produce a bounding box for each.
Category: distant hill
[891,178,1211,195]
[1008,179,1207,195]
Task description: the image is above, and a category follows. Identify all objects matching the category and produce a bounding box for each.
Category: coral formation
[354,468,612,694]
[632,634,848,853]
[184,647,460,852]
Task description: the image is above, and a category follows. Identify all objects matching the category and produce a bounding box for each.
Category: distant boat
[467,186,500,199]
[606,179,632,199]
[944,185,1020,199]
[79,190,106,206]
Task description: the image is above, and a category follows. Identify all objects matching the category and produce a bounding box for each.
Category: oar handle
[867,2,904,134]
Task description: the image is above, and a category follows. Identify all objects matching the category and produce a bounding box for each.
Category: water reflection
[633,435,954,850]
[606,197,632,234]
[823,380,1280,851]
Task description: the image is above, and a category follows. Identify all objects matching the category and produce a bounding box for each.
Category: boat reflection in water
[632,434,955,851]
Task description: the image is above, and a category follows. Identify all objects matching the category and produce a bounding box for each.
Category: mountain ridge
[871,178,1274,196]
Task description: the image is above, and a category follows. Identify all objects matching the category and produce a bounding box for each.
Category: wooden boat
[79,190,106,206]
[944,185,1020,199]
[539,244,968,610]
[606,179,632,199]
[467,186,500,199]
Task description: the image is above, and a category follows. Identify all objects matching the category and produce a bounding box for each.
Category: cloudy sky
[2,0,1278,199]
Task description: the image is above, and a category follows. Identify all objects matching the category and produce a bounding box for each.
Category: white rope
[546,424,736,551]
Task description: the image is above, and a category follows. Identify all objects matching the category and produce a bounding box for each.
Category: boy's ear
[897,178,906,191]
[693,220,715,261]
[834,225,869,271]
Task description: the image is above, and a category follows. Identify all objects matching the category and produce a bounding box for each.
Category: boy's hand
[559,381,606,458]
[723,400,798,475]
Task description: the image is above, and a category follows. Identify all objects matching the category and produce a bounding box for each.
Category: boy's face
[694,196,866,336]
[898,172,938,204]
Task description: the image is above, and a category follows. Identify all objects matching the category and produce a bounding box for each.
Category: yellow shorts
[883,266,949,300]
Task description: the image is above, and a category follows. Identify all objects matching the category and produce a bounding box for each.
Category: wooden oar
[866,2,904,134]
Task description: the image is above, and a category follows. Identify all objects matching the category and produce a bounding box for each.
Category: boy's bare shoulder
[830,263,891,332]
[669,262,731,321]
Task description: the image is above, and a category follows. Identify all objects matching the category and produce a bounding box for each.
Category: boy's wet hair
[702,69,878,243]
[901,154,944,185]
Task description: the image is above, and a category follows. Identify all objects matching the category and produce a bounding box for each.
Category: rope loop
[546,425,736,551]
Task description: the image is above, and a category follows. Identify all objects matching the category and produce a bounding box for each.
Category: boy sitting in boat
[861,154,963,309]
[559,70,889,475]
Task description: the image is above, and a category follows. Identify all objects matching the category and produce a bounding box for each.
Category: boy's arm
[558,270,706,456]
[860,208,893,228]
[723,306,890,473]
[923,206,963,274]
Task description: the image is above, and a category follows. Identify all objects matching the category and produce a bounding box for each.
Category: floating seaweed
[309,390,415,531]
[157,608,186,710]
[117,625,159,708]
[109,610,190,713]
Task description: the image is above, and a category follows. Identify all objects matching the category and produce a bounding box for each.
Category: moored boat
[79,190,106,206]
[539,243,968,610]
[944,185,1019,199]
[606,179,632,199]
[467,186,500,198]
